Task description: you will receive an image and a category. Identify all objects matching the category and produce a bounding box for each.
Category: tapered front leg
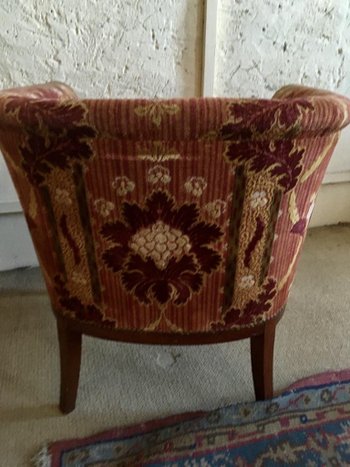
[57,317,82,414]
[250,319,277,401]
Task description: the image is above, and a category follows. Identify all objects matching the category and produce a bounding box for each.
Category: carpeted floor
[0,225,349,466]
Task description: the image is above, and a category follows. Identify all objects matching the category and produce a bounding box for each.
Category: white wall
[0,0,203,99]
[0,214,38,270]
[310,182,350,228]
[1,0,350,270]
[215,0,350,98]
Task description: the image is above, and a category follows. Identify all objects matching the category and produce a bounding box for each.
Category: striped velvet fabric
[0,83,349,334]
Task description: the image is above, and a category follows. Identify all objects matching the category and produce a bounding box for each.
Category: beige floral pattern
[204,200,227,219]
[94,198,115,217]
[112,176,135,196]
[147,165,171,185]
[129,220,191,270]
[137,141,181,162]
[239,275,255,289]
[250,191,268,209]
[55,188,72,206]
[134,102,179,127]
[72,271,88,286]
[184,177,207,197]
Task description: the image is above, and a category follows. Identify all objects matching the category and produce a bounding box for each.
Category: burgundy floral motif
[212,278,276,330]
[101,191,223,306]
[291,198,316,235]
[226,140,304,191]
[5,97,95,185]
[291,218,308,235]
[54,276,115,326]
[220,99,314,140]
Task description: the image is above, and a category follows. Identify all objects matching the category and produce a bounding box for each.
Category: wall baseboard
[0,213,38,270]
[0,201,22,214]
[309,182,350,228]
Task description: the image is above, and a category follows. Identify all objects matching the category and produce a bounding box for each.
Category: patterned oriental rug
[34,370,350,466]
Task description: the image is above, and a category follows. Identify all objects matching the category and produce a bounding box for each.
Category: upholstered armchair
[0,83,349,413]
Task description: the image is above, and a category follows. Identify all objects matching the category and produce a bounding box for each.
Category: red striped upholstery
[0,83,349,333]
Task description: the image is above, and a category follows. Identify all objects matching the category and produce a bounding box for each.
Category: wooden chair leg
[250,319,277,401]
[57,318,82,414]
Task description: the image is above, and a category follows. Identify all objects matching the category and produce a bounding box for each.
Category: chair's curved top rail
[0,82,349,141]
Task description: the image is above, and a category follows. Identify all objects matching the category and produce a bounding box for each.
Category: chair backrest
[0,83,349,333]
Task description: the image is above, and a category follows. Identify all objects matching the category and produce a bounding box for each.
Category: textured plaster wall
[215,0,350,98]
[0,0,203,98]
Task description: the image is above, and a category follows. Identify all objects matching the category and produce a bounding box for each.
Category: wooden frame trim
[56,308,285,412]
[201,0,218,97]
[54,307,285,346]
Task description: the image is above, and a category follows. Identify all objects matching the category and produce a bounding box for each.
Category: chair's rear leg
[250,319,277,401]
[57,317,82,414]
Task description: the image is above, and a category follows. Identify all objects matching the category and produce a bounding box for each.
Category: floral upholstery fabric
[0,83,349,333]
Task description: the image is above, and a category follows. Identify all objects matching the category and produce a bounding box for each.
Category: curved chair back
[0,83,349,334]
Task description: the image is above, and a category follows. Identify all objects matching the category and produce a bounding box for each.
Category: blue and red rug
[34,370,350,466]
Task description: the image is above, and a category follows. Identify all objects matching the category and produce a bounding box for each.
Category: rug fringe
[31,445,51,467]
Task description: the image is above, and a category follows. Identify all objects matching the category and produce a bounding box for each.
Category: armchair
[0,82,349,413]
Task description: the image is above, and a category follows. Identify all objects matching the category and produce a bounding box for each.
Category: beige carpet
[0,225,349,466]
